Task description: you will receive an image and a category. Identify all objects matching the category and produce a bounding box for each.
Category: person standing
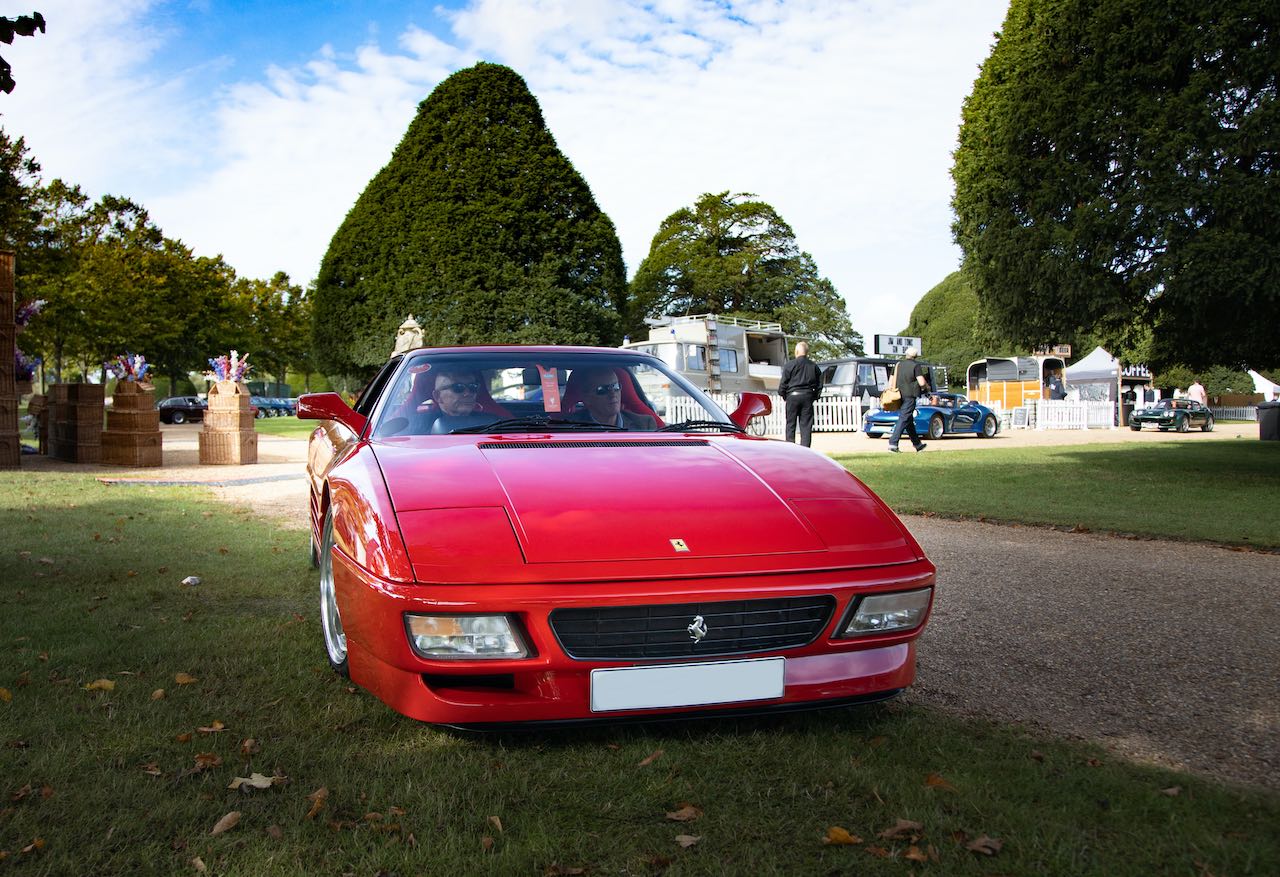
[1187,380,1208,406]
[778,341,822,446]
[888,347,930,453]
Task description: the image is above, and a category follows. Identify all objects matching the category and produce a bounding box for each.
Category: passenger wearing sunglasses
[425,368,496,434]
[570,367,656,431]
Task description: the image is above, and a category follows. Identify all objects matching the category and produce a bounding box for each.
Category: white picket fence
[665,392,863,438]
[1031,399,1117,430]
[1212,406,1257,421]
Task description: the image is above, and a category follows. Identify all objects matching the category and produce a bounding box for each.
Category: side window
[720,348,739,373]
[355,356,403,418]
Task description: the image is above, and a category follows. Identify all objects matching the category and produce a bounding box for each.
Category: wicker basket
[102,430,162,467]
[198,428,257,465]
[101,382,162,467]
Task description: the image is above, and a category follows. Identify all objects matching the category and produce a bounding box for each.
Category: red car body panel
[303,346,936,726]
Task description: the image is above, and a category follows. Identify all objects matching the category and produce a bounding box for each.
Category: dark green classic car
[1129,399,1214,432]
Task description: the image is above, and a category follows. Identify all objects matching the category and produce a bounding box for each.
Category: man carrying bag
[888,347,930,453]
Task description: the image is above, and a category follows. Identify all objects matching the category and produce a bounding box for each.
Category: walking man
[778,341,822,446]
[888,347,930,453]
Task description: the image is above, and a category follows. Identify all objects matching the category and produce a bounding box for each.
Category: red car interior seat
[561,367,663,428]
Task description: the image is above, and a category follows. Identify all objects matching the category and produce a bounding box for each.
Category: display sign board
[1033,344,1072,357]
[874,335,922,357]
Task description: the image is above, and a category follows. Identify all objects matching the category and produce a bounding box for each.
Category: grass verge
[252,416,315,439]
[834,441,1280,549]
[1,472,1277,875]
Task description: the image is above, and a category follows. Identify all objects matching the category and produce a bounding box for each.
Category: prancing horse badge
[670,539,689,552]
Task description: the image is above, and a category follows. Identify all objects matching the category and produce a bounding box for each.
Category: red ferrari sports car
[298,347,935,726]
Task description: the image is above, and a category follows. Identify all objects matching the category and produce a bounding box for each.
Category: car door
[951,397,979,432]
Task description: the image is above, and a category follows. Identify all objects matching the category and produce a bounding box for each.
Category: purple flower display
[14,348,39,380]
[206,350,252,382]
[105,352,150,382]
[15,298,45,328]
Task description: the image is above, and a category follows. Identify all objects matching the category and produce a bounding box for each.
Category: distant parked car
[1129,399,1214,432]
[250,395,279,418]
[272,397,297,416]
[156,396,207,425]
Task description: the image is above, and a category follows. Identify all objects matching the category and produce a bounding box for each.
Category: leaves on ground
[966,834,1004,855]
[228,773,285,791]
[638,749,664,767]
[304,787,329,820]
[878,818,923,840]
[925,772,957,791]
[209,811,240,836]
[665,802,702,822]
[174,672,199,685]
[83,679,115,692]
[674,834,701,848]
[823,826,862,845]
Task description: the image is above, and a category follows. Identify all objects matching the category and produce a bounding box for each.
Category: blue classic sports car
[863,392,1000,441]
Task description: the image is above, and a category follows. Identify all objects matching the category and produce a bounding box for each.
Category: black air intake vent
[550,596,835,660]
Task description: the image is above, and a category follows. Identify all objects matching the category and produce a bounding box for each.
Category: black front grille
[550,596,835,660]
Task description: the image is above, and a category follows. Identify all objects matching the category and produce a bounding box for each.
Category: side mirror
[729,392,772,429]
[297,392,367,436]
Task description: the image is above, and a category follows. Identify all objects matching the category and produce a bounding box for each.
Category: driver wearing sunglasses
[420,367,499,434]
[571,367,656,431]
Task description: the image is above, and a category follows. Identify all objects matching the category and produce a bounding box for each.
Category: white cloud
[1,0,1006,346]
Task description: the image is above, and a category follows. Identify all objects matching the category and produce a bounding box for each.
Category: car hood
[372,436,923,582]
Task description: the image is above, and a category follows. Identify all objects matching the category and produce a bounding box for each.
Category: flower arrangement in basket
[14,349,39,381]
[206,350,252,385]
[105,352,151,388]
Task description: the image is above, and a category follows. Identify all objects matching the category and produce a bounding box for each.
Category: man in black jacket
[888,347,930,453]
[778,341,823,446]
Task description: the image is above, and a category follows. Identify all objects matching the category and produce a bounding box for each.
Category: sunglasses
[442,382,480,394]
[593,382,621,396]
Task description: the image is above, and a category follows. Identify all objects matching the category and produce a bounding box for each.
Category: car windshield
[368,350,736,437]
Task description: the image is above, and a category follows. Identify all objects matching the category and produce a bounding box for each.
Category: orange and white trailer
[966,355,1068,409]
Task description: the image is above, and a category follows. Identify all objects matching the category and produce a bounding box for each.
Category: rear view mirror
[729,392,772,429]
[296,392,367,436]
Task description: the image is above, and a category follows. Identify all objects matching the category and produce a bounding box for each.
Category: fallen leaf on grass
[966,835,1003,856]
[175,733,193,744]
[197,721,227,734]
[481,836,494,850]
[905,844,938,863]
[1160,786,1182,797]
[1030,750,1045,762]
[675,834,701,848]
[864,844,891,858]
[11,783,31,801]
[181,576,201,586]
[638,749,664,767]
[83,679,115,692]
[191,856,206,872]
[40,785,52,799]
[20,837,45,854]
[0,688,10,703]
[544,865,586,876]
[194,753,222,769]
[265,825,282,839]
[209,811,240,836]
[665,803,702,822]
[878,819,923,840]
[240,738,260,757]
[305,787,329,820]
[151,689,165,701]
[139,762,162,777]
[228,773,284,791]
[823,826,862,845]
[174,673,198,685]
[487,815,503,833]
[925,772,957,792]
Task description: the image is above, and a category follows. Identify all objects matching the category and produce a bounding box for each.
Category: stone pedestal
[102,381,163,467]
[199,380,257,464]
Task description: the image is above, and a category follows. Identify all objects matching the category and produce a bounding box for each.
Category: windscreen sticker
[538,365,562,413]
[407,363,432,374]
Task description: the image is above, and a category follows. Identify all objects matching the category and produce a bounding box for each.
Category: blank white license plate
[868,424,891,433]
[590,657,785,713]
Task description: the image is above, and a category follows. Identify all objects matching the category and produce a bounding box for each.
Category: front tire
[928,415,945,441]
[318,510,349,677]
[1202,416,1214,432]
[1177,417,1189,433]
[980,414,998,438]
[171,411,186,425]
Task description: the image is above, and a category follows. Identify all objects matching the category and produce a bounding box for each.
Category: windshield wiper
[657,419,745,434]
[449,416,625,434]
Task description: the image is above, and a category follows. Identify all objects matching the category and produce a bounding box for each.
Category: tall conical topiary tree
[313,62,626,374]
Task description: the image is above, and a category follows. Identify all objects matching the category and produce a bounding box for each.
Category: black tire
[255,407,266,419]
[980,414,998,438]
[928,415,945,441]
[318,510,349,678]
[170,410,186,425]
[1177,416,1189,433]
[1202,416,1214,432]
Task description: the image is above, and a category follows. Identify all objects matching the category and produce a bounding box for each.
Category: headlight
[404,614,529,659]
[840,588,932,636]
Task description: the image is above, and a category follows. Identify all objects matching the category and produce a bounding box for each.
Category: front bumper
[332,549,934,725]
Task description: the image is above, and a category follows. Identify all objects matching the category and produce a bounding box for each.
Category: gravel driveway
[43,424,1278,790]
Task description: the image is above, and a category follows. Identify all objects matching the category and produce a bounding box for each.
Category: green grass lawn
[834,441,1280,549]
[1,472,1276,875]
[251,416,315,439]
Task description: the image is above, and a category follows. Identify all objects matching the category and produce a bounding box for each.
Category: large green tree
[630,191,863,360]
[952,0,1279,371]
[902,272,987,389]
[312,62,626,375]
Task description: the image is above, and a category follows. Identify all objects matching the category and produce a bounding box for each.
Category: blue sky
[2,0,1009,346]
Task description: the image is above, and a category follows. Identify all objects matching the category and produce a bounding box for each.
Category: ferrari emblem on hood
[670,539,689,552]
